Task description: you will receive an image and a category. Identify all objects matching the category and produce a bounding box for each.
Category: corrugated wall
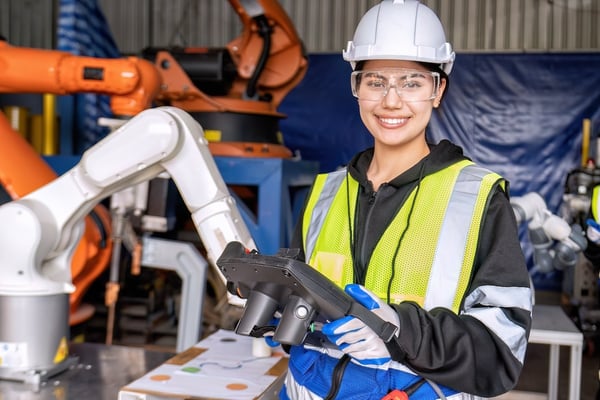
[0,0,55,48]
[100,0,600,54]
[0,0,598,52]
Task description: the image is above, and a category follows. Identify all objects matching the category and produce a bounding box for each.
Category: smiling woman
[274,1,534,399]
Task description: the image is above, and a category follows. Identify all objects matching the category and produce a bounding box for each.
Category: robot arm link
[0,107,255,296]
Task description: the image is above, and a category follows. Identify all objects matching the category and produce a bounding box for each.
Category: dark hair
[419,62,449,101]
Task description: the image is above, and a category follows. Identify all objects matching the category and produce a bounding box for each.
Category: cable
[324,354,351,400]
[345,170,360,283]
[425,378,447,400]
[245,15,272,99]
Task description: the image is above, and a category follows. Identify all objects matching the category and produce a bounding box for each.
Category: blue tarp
[57,0,121,154]
[279,52,600,291]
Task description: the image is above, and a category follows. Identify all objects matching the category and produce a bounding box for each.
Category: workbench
[0,342,174,400]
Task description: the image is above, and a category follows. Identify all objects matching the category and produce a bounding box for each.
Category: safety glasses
[350,68,440,102]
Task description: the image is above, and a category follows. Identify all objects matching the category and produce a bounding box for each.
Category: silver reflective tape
[424,165,489,310]
[464,306,529,363]
[305,169,347,260]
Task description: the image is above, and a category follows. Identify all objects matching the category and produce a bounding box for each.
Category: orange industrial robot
[146,0,307,157]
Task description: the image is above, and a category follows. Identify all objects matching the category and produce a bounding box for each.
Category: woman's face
[356,60,446,149]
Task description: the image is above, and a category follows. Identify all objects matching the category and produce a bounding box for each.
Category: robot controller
[216,241,398,346]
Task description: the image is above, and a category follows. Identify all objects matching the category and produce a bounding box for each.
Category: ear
[433,78,447,108]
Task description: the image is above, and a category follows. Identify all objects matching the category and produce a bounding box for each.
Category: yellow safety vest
[302,159,504,313]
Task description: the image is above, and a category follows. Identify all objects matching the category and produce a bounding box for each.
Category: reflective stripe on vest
[302,160,504,313]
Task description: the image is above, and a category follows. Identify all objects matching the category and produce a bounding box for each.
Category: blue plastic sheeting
[57,0,121,154]
[279,52,600,291]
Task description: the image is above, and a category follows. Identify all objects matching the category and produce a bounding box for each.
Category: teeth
[379,117,405,124]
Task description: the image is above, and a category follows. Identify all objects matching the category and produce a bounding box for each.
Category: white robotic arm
[0,106,256,295]
[511,192,587,273]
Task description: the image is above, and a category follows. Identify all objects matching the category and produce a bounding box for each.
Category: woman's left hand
[322,284,399,366]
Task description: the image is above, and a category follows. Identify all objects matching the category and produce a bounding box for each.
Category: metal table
[528,304,583,400]
[0,342,174,400]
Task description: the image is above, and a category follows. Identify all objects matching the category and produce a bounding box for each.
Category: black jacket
[291,140,533,396]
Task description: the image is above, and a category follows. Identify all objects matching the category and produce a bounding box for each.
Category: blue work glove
[587,219,600,244]
[322,284,399,366]
[264,317,281,347]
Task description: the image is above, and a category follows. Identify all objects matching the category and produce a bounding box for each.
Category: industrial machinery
[145,0,308,158]
[0,39,162,116]
[0,39,163,325]
[0,107,256,383]
[216,241,397,346]
[511,192,588,275]
[0,0,307,330]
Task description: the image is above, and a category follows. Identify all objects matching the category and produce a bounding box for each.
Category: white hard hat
[343,0,455,74]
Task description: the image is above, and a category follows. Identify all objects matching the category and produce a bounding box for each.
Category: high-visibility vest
[302,159,504,313]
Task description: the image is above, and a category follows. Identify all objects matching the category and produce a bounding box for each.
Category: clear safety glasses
[350,68,441,102]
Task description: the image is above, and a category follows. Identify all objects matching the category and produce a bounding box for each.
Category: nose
[382,84,404,107]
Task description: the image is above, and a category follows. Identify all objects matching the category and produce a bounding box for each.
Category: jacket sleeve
[391,188,533,397]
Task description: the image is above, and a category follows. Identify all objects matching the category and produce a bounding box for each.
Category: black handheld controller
[216,241,398,346]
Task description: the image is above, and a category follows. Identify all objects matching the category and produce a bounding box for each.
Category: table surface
[0,342,174,400]
[529,304,583,345]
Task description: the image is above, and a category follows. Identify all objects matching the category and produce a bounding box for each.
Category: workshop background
[1,0,600,398]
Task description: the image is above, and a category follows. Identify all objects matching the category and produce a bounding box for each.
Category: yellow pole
[30,114,44,153]
[582,118,591,168]
[42,93,59,155]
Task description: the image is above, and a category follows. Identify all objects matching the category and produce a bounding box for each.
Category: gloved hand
[264,316,281,347]
[587,219,600,244]
[322,284,399,366]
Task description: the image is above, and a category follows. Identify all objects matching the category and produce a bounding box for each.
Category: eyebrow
[363,71,428,80]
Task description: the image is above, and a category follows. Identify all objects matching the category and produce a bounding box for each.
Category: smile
[378,117,408,125]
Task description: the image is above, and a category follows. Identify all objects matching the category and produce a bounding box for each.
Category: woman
[280,1,533,399]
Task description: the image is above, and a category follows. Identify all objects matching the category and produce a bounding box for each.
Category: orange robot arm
[152,0,307,116]
[0,40,161,116]
[226,0,307,105]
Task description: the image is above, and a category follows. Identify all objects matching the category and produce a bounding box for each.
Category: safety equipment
[343,0,455,74]
[322,284,399,366]
[350,68,441,102]
[586,219,600,244]
[302,161,503,313]
[264,317,282,347]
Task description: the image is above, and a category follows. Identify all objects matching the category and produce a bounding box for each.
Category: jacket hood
[347,139,470,189]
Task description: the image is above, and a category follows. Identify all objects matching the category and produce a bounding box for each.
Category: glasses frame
[350,68,441,103]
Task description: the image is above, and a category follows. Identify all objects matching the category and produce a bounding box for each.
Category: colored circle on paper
[181,366,201,373]
[226,383,248,391]
[150,374,172,382]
